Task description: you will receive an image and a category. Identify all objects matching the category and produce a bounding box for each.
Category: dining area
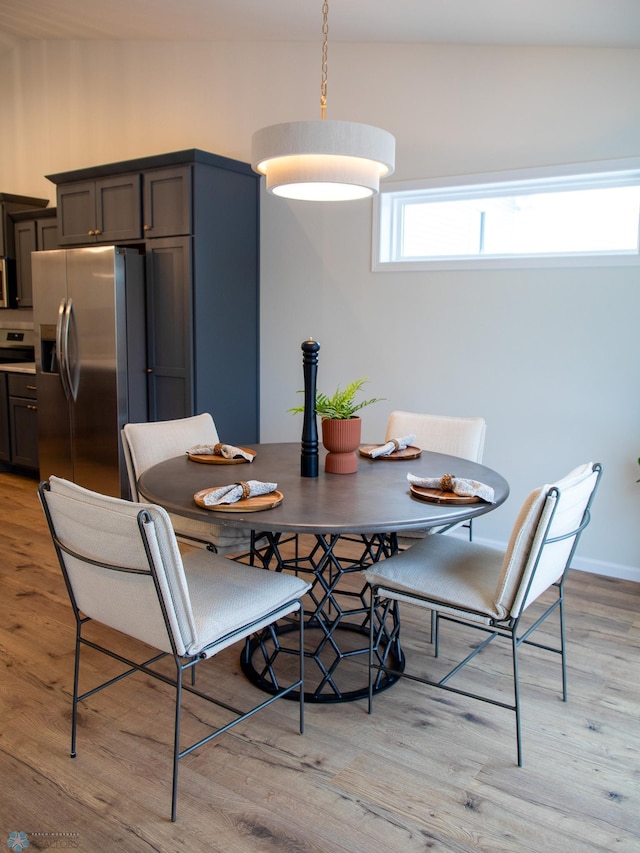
[35,403,603,826]
[2,2,636,844]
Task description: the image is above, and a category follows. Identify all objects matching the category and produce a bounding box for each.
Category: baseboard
[569,555,640,583]
[452,530,640,584]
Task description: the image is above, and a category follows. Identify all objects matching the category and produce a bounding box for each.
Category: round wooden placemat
[194,488,283,511]
[359,444,422,460]
[409,484,480,505]
[188,448,256,464]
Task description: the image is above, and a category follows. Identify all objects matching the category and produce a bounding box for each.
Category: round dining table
[137,442,509,703]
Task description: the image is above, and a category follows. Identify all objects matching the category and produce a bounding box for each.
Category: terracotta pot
[321,416,361,474]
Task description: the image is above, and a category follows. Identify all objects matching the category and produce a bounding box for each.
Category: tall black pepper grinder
[300,337,320,477]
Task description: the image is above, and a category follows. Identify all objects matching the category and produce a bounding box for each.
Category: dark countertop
[0,362,36,374]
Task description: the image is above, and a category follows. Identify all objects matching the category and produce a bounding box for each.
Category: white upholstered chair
[385,411,486,464]
[364,462,602,766]
[39,475,310,822]
[122,414,253,555]
[385,411,487,542]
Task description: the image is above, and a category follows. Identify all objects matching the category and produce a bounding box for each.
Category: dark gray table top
[137,442,509,536]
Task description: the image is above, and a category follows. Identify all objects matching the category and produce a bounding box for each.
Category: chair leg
[171,663,183,823]
[70,627,82,759]
[511,632,523,767]
[558,582,568,702]
[298,611,305,734]
[368,592,376,714]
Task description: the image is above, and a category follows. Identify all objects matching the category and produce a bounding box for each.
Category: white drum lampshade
[251,119,396,201]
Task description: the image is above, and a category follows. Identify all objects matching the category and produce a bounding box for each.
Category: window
[373,159,640,271]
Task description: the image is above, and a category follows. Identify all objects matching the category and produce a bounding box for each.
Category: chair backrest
[122,413,219,500]
[495,462,602,620]
[385,411,486,463]
[39,476,198,657]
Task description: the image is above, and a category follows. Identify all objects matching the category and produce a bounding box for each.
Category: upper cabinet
[142,166,191,238]
[56,175,142,245]
[48,157,194,246]
[55,169,192,244]
[0,193,48,257]
[12,208,58,308]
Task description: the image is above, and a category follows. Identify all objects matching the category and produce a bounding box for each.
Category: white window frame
[372,158,640,272]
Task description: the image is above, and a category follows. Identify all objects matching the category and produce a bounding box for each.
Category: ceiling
[0,0,639,50]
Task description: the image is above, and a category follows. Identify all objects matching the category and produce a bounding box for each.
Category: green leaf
[288,377,384,419]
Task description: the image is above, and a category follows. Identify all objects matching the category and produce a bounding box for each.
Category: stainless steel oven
[0,328,35,365]
[0,258,16,309]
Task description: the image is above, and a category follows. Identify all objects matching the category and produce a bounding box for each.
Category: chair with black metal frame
[385,411,487,642]
[39,475,311,821]
[385,410,487,542]
[364,461,602,766]
[122,413,261,557]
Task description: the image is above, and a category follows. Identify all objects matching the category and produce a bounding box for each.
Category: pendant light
[251,1,395,201]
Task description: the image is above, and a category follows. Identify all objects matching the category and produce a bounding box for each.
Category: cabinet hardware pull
[88,230,95,236]
[26,385,36,391]
[27,405,37,411]
[95,229,102,235]
[143,224,151,231]
[145,368,153,374]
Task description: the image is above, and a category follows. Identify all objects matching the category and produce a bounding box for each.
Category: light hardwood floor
[1,469,639,852]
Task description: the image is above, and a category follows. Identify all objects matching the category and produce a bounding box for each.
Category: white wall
[1,39,639,577]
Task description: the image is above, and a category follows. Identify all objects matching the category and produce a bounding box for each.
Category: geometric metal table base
[239,531,405,703]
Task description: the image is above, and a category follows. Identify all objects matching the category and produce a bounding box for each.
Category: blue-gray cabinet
[0,372,38,471]
[13,208,58,308]
[9,374,38,469]
[46,150,260,444]
[56,175,142,245]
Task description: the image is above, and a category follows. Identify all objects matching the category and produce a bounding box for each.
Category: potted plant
[289,378,383,473]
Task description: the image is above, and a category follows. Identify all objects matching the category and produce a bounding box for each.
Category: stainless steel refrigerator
[32,246,147,498]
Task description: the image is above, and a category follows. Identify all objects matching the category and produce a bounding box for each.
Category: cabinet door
[143,166,191,238]
[95,174,142,242]
[9,396,39,469]
[57,176,141,245]
[57,181,97,245]
[14,219,37,308]
[145,237,193,421]
[0,203,6,256]
[0,373,9,463]
[37,217,59,250]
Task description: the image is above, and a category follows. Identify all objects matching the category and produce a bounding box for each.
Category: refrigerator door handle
[56,298,71,401]
[62,298,78,402]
